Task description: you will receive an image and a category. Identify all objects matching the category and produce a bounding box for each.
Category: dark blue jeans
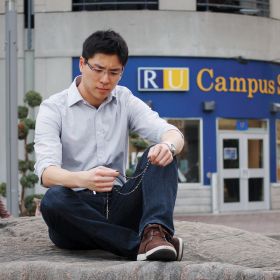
[40,148,178,259]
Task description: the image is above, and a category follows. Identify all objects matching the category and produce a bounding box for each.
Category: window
[127,119,202,184]
[72,0,158,11]
[167,119,202,184]
[197,0,269,17]
[218,119,267,130]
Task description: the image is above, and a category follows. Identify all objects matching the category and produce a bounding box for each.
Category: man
[35,30,184,261]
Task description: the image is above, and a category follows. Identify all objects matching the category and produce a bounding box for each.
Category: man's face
[79,53,123,107]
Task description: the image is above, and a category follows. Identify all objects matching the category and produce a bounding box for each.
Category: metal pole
[27,0,32,50]
[24,0,35,198]
[24,0,34,94]
[5,0,19,217]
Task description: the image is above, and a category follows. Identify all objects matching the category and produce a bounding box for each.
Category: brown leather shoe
[137,224,177,261]
[169,236,184,261]
[157,225,184,261]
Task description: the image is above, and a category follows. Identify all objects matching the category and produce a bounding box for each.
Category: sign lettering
[197,68,280,99]
[138,67,189,91]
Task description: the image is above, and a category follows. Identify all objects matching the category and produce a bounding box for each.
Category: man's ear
[79,56,85,72]
[118,67,124,82]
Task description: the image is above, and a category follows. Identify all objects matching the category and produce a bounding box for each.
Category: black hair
[82,30,129,66]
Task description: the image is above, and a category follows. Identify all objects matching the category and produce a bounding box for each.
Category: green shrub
[0,183,6,197]
[24,91,42,107]
[18,106,29,119]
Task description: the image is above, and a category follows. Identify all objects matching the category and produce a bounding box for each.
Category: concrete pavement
[175,210,280,240]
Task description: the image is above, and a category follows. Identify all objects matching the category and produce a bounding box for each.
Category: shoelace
[145,225,168,240]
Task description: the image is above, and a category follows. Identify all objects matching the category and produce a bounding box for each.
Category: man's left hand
[147,143,173,167]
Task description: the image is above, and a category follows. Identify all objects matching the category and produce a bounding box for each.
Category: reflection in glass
[276,120,280,181]
[223,139,239,169]
[128,119,201,183]
[248,139,263,168]
[224,178,240,203]
[249,178,264,201]
[167,119,200,183]
[218,119,267,130]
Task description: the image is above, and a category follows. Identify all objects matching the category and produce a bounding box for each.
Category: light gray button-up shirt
[34,76,181,184]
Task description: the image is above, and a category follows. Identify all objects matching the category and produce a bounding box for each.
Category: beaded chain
[106,160,151,219]
[114,160,151,195]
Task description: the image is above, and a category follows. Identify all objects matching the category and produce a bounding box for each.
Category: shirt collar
[67,76,84,107]
[67,75,117,107]
[105,87,117,105]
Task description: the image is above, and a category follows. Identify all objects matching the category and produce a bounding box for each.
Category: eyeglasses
[85,61,123,79]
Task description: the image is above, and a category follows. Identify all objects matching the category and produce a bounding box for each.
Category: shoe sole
[176,237,184,261]
[137,245,177,261]
[137,253,147,261]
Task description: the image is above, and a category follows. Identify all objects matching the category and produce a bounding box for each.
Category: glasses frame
[85,60,123,80]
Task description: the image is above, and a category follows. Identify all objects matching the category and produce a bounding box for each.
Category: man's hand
[147,143,174,167]
[82,166,119,192]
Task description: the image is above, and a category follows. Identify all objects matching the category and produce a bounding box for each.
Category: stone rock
[0,217,280,279]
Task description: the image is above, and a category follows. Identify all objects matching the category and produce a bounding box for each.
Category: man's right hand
[42,165,119,191]
[82,166,119,193]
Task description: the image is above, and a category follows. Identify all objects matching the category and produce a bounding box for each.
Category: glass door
[246,135,269,210]
[219,135,243,211]
[218,132,269,212]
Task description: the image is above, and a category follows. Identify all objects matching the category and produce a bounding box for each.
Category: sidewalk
[175,210,280,240]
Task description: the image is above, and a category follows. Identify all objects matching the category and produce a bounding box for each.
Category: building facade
[0,0,280,214]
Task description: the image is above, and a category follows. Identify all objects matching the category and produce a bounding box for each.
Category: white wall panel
[35,57,72,99]
[35,11,280,62]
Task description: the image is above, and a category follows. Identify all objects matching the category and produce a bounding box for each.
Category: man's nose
[100,71,110,83]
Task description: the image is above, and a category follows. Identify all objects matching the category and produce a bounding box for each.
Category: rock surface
[0,217,280,279]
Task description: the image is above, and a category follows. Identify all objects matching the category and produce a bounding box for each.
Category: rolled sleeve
[34,100,62,181]
[128,93,182,143]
